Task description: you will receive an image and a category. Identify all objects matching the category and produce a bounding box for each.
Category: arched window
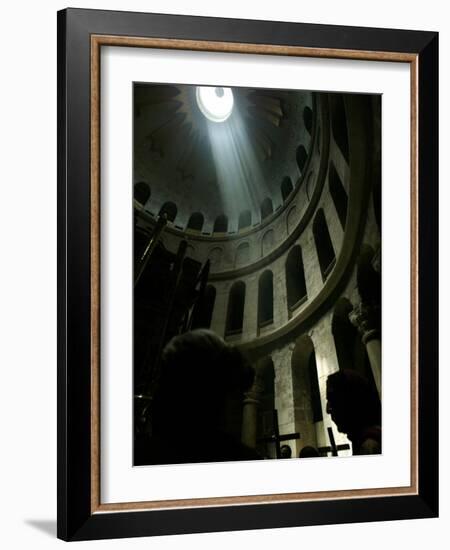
[159,201,177,223]
[303,106,313,135]
[258,270,274,327]
[313,209,336,281]
[191,285,216,329]
[285,245,307,311]
[329,162,348,229]
[235,242,250,267]
[187,212,204,231]
[296,145,308,173]
[134,181,150,205]
[238,210,251,230]
[260,197,273,220]
[226,281,246,335]
[330,94,349,162]
[213,214,228,233]
[281,176,294,202]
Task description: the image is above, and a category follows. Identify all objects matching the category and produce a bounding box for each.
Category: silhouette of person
[299,446,320,458]
[326,369,381,455]
[135,329,261,465]
[280,445,292,459]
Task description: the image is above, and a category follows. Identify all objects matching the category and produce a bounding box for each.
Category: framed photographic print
[57,8,438,541]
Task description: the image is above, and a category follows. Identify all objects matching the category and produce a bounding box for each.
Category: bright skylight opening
[196,86,234,123]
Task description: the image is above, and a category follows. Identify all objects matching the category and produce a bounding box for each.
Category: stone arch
[261,229,275,256]
[191,285,216,329]
[291,335,323,452]
[258,270,274,328]
[285,245,307,312]
[313,208,336,281]
[185,244,195,258]
[306,171,314,202]
[134,181,151,205]
[235,241,250,267]
[159,201,177,223]
[226,281,246,335]
[187,212,204,231]
[329,162,348,229]
[281,176,293,202]
[287,205,298,234]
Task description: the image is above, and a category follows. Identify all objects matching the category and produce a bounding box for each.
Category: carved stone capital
[348,302,381,343]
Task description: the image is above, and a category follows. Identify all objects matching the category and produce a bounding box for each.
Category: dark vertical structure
[313,209,336,280]
[159,201,177,222]
[329,162,348,229]
[285,245,307,310]
[330,94,350,162]
[281,176,294,202]
[260,197,274,220]
[308,353,323,423]
[191,285,216,329]
[258,270,274,327]
[187,212,204,231]
[303,106,313,135]
[296,145,308,173]
[213,214,228,233]
[134,181,151,205]
[226,281,246,335]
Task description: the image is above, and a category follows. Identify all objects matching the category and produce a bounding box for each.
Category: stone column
[272,343,300,456]
[349,302,382,397]
[242,275,258,340]
[210,284,229,338]
[241,388,261,449]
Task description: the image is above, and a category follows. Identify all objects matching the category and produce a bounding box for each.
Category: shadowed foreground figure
[135,329,261,465]
[326,369,381,455]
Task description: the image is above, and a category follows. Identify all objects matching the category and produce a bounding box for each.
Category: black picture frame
[57,8,438,541]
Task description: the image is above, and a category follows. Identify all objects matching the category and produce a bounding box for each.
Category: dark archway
[329,162,348,229]
[159,201,177,222]
[191,285,216,329]
[285,245,307,312]
[255,357,276,458]
[330,94,350,162]
[187,212,204,231]
[134,181,151,205]
[357,245,381,305]
[303,106,313,135]
[296,145,308,173]
[258,270,274,328]
[213,214,228,233]
[260,197,273,220]
[226,281,246,335]
[281,176,294,202]
[332,297,379,399]
[313,209,336,281]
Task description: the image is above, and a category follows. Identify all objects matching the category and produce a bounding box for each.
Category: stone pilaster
[349,302,382,397]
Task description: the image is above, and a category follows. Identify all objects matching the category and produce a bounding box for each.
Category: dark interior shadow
[25,519,57,538]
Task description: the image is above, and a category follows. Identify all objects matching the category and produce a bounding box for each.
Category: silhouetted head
[280,445,292,459]
[326,369,381,440]
[152,330,254,433]
[299,445,320,458]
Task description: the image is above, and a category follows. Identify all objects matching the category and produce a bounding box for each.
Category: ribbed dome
[134,83,314,234]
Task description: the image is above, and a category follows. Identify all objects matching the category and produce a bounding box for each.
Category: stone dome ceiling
[134,83,314,234]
